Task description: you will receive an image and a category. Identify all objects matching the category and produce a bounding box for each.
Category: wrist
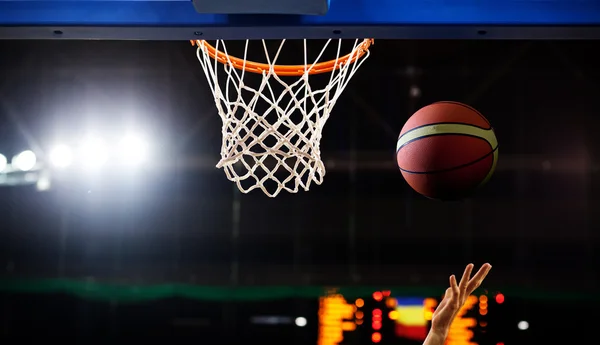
[431,328,448,338]
[424,328,448,345]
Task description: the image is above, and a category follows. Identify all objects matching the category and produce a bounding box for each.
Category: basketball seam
[398,141,498,175]
[433,101,492,129]
[397,133,498,174]
[397,132,495,153]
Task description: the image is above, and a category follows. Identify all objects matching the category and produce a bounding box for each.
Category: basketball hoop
[192,38,373,197]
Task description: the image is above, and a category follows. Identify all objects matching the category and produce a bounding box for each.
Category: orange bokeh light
[372,332,382,343]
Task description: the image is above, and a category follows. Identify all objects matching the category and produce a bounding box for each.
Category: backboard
[0,0,599,40]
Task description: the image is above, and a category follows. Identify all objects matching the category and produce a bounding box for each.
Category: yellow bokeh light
[342,322,356,331]
[388,310,399,320]
[424,310,434,321]
[318,295,356,345]
[355,298,364,308]
[479,295,488,303]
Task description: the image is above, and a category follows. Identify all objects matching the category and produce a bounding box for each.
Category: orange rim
[191,39,373,77]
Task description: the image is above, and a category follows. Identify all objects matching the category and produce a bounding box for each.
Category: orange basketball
[396,101,498,200]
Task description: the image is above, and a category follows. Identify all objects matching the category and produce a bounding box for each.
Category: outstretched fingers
[467,263,492,293]
[449,275,459,292]
[436,264,492,318]
[458,264,474,291]
[449,275,460,307]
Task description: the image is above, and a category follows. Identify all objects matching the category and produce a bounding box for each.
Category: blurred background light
[12,150,37,171]
[80,136,109,170]
[119,133,149,165]
[49,144,73,168]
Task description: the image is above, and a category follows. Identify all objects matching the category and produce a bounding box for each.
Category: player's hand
[430,263,492,337]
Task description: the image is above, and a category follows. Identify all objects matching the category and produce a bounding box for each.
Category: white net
[194,39,371,197]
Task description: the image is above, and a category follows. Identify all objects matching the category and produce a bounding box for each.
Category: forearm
[423,329,448,345]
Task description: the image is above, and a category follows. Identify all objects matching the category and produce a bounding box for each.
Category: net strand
[195,39,371,197]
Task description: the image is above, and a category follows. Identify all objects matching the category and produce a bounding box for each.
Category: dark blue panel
[192,0,329,15]
[0,0,599,39]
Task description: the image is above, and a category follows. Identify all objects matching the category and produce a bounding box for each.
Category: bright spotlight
[295,317,307,327]
[119,134,149,165]
[49,144,73,168]
[0,154,7,172]
[80,137,108,169]
[12,150,37,171]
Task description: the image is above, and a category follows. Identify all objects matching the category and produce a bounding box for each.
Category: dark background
[0,40,598,343]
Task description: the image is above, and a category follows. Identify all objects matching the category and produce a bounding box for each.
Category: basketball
[396,101,498,200]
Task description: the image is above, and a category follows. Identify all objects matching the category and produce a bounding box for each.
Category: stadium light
[119,134,149,165]
[49,144,73,168]
[12,150,37,171]
[0,154,7,172]
[80,136,109,169]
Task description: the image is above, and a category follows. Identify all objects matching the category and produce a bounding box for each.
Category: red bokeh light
[373,291,383,301]
[495,293,505,304]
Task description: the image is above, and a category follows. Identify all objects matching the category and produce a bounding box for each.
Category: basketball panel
[401,153,495,200]
[397,135,493,173]
[400,102,491,136]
